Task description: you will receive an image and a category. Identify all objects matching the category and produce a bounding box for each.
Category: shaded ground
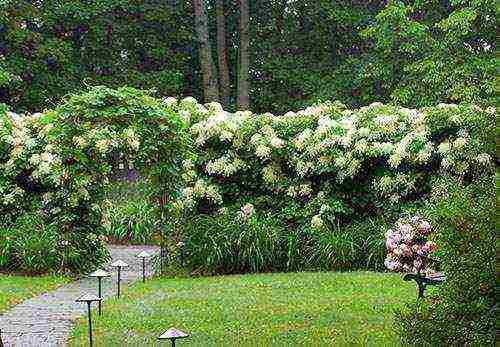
[70,271,415,346]
[0,244,159,346]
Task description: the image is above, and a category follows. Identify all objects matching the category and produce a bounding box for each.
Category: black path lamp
[76,293,101,347]
[110,260,129,299]
[158,327,189,347]
[136,251,151,283]
[89,269,110,315]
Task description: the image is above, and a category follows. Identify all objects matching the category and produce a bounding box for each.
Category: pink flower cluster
[384,216,437,274]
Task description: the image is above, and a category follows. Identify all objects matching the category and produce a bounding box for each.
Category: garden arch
[0,86,190,272]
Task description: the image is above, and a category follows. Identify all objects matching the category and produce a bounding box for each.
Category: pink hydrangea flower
[384,215,438,274]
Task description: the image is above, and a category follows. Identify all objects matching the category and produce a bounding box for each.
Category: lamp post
[136,251,151,283]
[110,260,129,299]
[76,293,101,347]
[158,327,189,347]
[89,269,110,315]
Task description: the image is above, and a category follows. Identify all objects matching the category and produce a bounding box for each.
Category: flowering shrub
[0,86,190,272]
[165,98,495,274]
[175,100,494,219]
[384,216,437,275]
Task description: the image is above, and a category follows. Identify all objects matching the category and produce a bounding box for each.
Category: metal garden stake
[158,327,189,347]
[76,293,101,347]
[110,260,129,299]
[89,269,110,315]
[136,251,151,283]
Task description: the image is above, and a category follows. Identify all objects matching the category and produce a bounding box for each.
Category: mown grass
[70,271,415,346]
[0,273,69,313]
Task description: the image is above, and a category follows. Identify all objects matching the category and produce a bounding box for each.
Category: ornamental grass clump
[384,216,437,275]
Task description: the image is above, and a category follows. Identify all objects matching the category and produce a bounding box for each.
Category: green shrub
[179,201,394,275]
[0,213,58,273]
[394,176,496,345]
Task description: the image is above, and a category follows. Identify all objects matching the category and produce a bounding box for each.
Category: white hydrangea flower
[181,96,197,105]
[239,203,255,221]
[453,137,467,149]
[311,214,324,229]
[73,136,87,148]
[124,127,140,150]
[205,101,224,113]
[388,153,402,168]
[437,142,451,154]
[255,145,271,159]
[220,130,233,141]
[182,159,194,170]
[163,97,178,106]
[357,127,370,138]
[270,137,285,149]
[296,160,311,177]
[286,185,297,198]
[477,153,491,165]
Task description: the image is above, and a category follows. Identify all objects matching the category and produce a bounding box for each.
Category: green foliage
[1,1,495,113]
[0,213,58,273]
[0,86,190,273]
[100,181,160,245]
[361,1,496,107]
[0,0,194,112]
[394,176,496,344]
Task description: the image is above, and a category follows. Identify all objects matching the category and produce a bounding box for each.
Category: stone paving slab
[0,244,159,347]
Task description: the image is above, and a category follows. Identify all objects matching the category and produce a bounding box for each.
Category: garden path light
[158,327,189,347]
[136,250,151,283]
[110,260,129,298]
[76,293,101,347]
[89,269,111,315]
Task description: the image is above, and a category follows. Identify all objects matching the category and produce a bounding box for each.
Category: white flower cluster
[238,203,255,221]
[1,186,24,205]
[123,127,140,151]
[181,179,223,209]
[206,155,246,177]
[173,100,494,212]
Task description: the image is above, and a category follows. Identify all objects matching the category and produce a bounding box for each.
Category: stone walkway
[0,245,159,347]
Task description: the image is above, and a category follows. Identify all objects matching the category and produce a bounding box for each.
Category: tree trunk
[236,0,249,110]
[216,0,230,108]
[194,0,219,102]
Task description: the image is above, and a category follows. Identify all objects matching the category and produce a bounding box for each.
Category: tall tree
[194,0,219,102]
[216,0,230,107]
[236,0,249,109]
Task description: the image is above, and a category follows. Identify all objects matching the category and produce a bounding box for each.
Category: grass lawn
[70,271,415,346]
[0,273,69,313]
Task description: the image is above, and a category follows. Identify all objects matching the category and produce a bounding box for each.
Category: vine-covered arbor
[0,86,190,272]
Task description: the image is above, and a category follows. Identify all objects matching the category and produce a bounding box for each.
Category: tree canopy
[0,0,495,113]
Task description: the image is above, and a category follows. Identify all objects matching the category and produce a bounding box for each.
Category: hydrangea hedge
[167,98,495,274]
[0,87,190,273]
